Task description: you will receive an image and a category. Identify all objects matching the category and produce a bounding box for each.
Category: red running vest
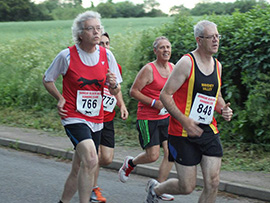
[137,62,173,120]
[62,45,109,123]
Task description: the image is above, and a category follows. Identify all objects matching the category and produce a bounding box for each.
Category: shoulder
[58,48,70,59]
[141,63,153,74]
[173,54,193,78]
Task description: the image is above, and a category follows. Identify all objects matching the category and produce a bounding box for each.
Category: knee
[99,154,113,166]
[147,152,159,162]
[178,180,196,194]
[209,175,220,190]
[81,155,98,171]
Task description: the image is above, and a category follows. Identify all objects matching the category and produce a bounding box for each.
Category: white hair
[71,11,103,44]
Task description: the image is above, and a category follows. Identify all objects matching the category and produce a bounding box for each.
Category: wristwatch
[110,82,118,89]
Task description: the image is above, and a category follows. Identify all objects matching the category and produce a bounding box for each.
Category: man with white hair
[145,20,233,203]
[43,11,122,203]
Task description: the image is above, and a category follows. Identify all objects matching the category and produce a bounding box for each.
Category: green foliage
[124,6,270,147]
[0,0,52,21]
[210,6,270,145]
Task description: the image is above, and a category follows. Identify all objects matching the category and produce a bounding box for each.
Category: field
[0,17,173,43]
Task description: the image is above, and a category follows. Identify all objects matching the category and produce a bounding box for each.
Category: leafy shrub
[125,5,270,147]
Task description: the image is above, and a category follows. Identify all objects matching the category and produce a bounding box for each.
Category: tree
[0,0,51,21]
[114,1,145,17]
[96,2,116,18]
[143,0,160,11]
[169,5,190,16]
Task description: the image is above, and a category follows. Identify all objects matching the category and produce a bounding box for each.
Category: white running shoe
[118,156,134,183]
[145,179,159,203]
[159,193,174,201]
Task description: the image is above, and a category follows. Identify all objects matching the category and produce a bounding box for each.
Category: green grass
[0,17,173,43]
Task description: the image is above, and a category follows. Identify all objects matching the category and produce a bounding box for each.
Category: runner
[90,32,128,203]
[118,36,175,201]
[42,11,122,203]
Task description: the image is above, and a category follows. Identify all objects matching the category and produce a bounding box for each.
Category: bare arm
[215,63,233,121]
[42,77,67,117]
[115,91,128,120]
[107,69,121,95]
[130,64,163,109]
[160,56,203,137]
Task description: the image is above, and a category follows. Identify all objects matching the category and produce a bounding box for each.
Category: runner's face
[99,35,110,49]
[155,39,171,61]
[200,25,220,54]
[80,19,101,46]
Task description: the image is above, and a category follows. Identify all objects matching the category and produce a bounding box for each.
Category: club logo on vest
[78,77,104,88]
[101,61,105,65]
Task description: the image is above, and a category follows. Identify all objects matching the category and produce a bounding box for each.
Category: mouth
[163,53,170,57]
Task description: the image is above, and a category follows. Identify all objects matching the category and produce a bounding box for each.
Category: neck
[194,48,213,63]
[79,43,96,53]
[155,60,168,69]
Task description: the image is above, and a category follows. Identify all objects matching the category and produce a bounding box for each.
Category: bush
[126,5,270,147]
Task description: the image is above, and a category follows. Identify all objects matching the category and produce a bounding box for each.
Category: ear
[196,36,202,45]
[153,48,157,55]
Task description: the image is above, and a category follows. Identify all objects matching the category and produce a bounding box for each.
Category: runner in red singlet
[118,36,175,201]
[43,11,122,203]
[90,32,128,203]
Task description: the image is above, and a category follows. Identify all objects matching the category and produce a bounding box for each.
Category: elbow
[129,88,135,98]
[159,90,165,103]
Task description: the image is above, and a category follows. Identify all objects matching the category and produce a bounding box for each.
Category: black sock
[128,159,136,168]
[58,200,63,203]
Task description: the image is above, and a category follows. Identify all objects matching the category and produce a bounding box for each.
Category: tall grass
[0,17,173,128]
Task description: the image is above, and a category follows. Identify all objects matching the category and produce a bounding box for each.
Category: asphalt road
[0,147,265,203]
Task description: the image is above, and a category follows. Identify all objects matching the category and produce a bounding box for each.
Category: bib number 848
[197,104,212,116]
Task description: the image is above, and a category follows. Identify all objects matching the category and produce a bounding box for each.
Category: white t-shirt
[44,44,122,132]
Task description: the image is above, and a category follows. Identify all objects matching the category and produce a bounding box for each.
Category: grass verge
[0,108,269,172]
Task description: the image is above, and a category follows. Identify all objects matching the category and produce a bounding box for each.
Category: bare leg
[155,162,197,196]
[132,145,160,165]
[60,151,80,202]
[157,140,173,183]
[93,145,114,187]
[76,139,98,203]
[199,156,221,203]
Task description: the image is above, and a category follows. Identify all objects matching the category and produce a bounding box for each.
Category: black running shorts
[136,117,169,149]
[64,123,101,153]
[168,133,223,166]
[100,120,115,148]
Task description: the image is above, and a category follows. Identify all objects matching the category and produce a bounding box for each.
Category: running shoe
[118,156,134,183]
[145,179,159,203]
[90,186,106,203]
[159,193,174,201]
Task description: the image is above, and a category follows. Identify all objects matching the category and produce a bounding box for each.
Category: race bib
[76,90,102,117]
[158,107,168,115]
[189,93,216,124]
[103,87,117,112]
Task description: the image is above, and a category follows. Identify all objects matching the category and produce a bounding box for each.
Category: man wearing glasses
[43,11,122,203]
[145,20,233,203]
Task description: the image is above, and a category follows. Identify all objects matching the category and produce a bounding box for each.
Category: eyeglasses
[83,26,101,32]
[199,34,222,40]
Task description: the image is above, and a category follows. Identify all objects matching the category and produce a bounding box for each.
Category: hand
[120,106,129,120]
[222,102,233,121]
[57,97,67,117]
[182,117,203,137]
[106,69,117,88]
